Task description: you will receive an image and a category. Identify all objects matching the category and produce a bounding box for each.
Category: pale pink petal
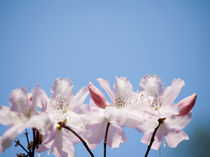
[71,87,88,106]
[159,104,179,118]
[139,75,164,96]
[0,106,19,126]
[31,86,49,112]
[141,124,167,150]
[51,78,74,100]
[67,112,91,133]
[88,82,107,109]
[161,79,185,107]
[141,132,160,149]
[51,130,75,157]
[107,123,127,148]
[165,129,189,148]
[0,124,25,152]
[165,112,192,130]
[0,112,52,153]
[105,107,143,128]
[89,99,101,112]
[9,87,29,114]
[62,129,80,144]
[135,115,159,134]
[97,78,115,103]
[113,76,133,98]
[84,118,106,150]
[177,93,197,117]
[71,87,89,114]
[72,103,90,114]
[25,113,53,131]
[37,127,56,153]
[37,144,49,153]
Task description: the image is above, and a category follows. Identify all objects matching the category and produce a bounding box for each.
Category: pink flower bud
[88,82,107,109]
[177,93,197,117]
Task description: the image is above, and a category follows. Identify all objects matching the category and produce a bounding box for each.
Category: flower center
[151,95,161,111]
[115,93,135,109]
[115,97,127,109]
[51,95,71,114]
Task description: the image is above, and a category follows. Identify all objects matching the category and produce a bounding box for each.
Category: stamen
[51,95,71,113]
[115,97,126,109]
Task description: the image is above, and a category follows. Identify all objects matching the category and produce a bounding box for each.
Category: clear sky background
[0,0,210,157]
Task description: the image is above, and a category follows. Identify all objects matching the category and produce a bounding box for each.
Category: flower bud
[177,93,197,117]
[88,82,107,109]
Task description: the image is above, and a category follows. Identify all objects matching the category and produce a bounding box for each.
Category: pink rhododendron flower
[0,86,52,153]
[86,77,144,149]
[37,78,90,157]
[138,75,197,149]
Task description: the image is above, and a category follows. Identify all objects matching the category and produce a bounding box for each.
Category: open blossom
[0,75,197,156]
[37,78,89,157]
[138,75,197,149]
[86,77,144,149]
[0,86,52,153]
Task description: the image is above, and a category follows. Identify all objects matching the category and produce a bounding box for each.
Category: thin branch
[25,130,30,145]
[104,122,110,157]
[24,130,30,153]
[15,140,29,154]
[31,128,36,157]
[58,122,94,157]
[144,118,165,157]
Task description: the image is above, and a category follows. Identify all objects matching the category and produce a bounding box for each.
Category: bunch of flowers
[0,75,197,157]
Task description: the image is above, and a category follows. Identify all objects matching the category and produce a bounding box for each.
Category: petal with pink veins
[165,129,189,148]
[165,112,192,130]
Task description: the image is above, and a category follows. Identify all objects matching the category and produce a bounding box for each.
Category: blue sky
[0,0,210,156]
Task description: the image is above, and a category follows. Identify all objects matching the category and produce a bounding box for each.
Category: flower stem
[15,140,29,154]
[58,122,94,157]
[144,118,165,157]
[31,128,36,157]
[24,129,31,153]
[104,122,110,157]
[25,129,30,145]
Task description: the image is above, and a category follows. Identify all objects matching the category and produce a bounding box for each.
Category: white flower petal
[0,106,19,126]
[51,130,75,157]
[9,87,29,115]
[165,129,189,148]
[161,78,185,107]
[165,112,192,130]
[51,78,74,100]
[113,76,133,98]
[97,78,115,103]
[0,124,25,152]
[107,123,127,148]
[139,75,164,96]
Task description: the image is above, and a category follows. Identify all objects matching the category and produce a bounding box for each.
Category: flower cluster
[0,75,197,157]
